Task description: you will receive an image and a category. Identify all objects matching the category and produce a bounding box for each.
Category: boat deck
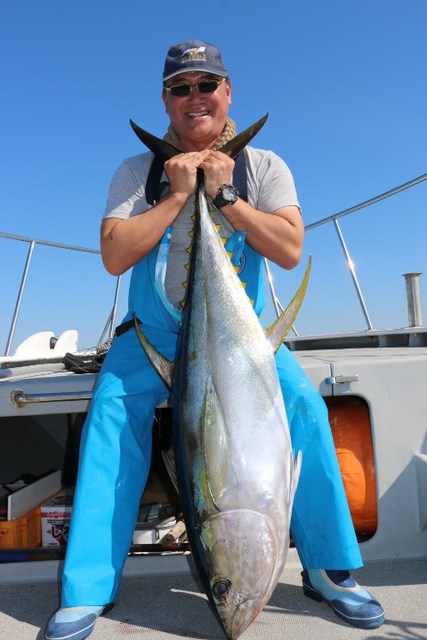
[1,557,425,640]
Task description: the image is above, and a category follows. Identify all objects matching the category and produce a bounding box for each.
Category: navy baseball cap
[163,40,228,81]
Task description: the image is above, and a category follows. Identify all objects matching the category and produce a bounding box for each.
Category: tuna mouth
[228,597,259,640]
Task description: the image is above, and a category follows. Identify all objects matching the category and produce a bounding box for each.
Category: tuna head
[200,509,284,640]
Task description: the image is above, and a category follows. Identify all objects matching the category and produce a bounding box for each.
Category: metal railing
[265,172,427,330]
[0,232,121,357]
[2,171,427,357]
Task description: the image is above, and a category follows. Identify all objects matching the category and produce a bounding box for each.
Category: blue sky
[1,0,427,352]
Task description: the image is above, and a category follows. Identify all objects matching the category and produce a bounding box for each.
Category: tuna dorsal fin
[266,256,312,353]
[129,119,181,160]
[219,114,269,159]
[133,317,174,389]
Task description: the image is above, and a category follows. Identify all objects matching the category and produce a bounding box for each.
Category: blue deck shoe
[44,604,113,640]
[302,569,385,629]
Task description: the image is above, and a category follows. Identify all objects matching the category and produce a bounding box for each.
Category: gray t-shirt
[103,146,299,306]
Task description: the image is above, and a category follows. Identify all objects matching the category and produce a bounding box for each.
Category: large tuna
[131,119,310,639]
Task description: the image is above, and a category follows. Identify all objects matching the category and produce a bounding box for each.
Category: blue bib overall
[62,202,362,609]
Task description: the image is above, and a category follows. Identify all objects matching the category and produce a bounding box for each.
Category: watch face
[222,185,238,201]
[223,186,235,199]
[213,184,238,209]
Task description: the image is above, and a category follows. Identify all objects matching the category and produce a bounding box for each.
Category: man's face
[162,71,232,150]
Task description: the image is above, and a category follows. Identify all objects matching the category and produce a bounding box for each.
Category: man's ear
[226,79,232,106]
[162,89,169,113]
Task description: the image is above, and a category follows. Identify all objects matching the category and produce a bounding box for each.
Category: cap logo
[181,46,207,64]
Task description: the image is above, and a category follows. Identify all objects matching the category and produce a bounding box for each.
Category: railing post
[97,276,122,346]
[4,241,35,356]
[333,219,374,330]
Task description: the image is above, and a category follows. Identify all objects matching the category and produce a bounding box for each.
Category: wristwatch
[212,184,239,209]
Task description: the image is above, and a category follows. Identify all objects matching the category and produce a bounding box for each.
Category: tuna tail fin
[133,317,174,390]
[219,113,269,158]
[129,114,269,161]
[266,256,312,353]
[129,119,181,160]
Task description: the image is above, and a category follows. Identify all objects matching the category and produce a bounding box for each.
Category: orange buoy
[326,397,377,538]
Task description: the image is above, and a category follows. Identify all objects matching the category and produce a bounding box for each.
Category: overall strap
[233,151,248,202]
[145,150,248,205]
[145,156,168,205]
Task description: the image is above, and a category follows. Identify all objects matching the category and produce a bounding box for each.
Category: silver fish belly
[176,189,301,639]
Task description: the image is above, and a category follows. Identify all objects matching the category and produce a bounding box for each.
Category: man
[45,40,384,640]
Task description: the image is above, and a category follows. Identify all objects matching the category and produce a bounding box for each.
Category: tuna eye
[212,579,231,601]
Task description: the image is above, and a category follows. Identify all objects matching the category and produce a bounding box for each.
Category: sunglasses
[164,77,226,97]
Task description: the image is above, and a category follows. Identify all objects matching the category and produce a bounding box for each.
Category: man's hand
[164,150,210,198]
[200,151,235,200]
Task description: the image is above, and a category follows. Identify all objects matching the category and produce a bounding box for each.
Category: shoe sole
[44,603,115,640]
[45,618,95,640]
[302,581,385,629]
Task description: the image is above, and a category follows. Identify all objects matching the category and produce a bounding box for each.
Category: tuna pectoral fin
[266,257,312,353]
[133,317,174,390]
[203,375,237,510]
